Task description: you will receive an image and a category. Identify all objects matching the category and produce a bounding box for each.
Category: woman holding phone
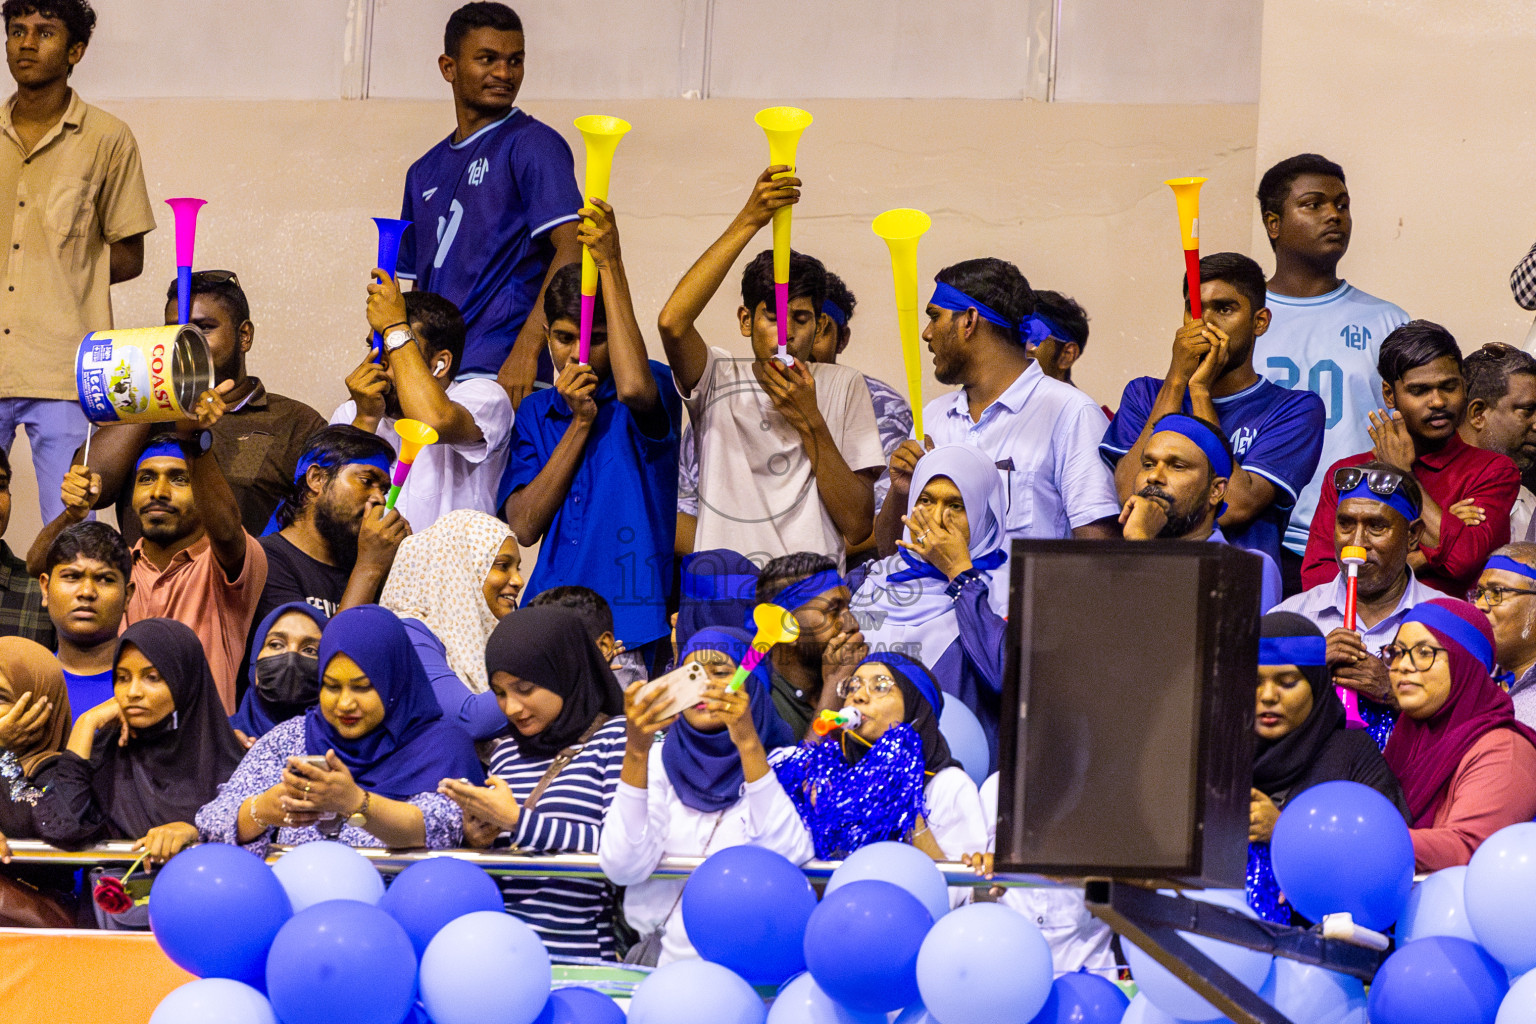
[196,605,483,854]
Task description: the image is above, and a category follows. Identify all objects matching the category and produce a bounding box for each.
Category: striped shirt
[487,716,626,959]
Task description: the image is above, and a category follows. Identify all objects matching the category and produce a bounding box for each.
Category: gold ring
[304,783,312,794]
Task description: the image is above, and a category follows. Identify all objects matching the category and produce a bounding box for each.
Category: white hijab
[379,509,514,693]
[852,444,1010,666]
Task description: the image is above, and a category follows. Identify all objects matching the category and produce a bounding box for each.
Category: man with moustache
[255,425,408,625]
[1457,343,1536,542]
[1118,414,1281,610]
[1302,321,1521,597]
[1472,543,1536,729]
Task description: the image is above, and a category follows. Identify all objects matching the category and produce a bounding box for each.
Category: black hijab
[1253,612,1348,799]
[96,619,245,839]
[841,652,962,777]
[484,606,625,760]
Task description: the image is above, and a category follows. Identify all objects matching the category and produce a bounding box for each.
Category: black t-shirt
[255,534,350,626]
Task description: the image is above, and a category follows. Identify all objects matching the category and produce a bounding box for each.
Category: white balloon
[270,841,383,912]
[150,979,276,1024]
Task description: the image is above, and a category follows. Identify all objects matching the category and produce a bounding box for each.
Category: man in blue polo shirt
[1101,252,1325,568]
[499,201,679,671]
[397,2,582,407]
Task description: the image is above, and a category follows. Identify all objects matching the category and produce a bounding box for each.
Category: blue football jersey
[1252,282,1409,554]
[1101,375,1326,567]
[398,109,582,375]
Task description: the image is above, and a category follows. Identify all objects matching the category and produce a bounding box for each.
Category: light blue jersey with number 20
[1253,281,1409,555]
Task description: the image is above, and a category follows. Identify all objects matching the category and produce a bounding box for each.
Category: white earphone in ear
[435,359,447,375]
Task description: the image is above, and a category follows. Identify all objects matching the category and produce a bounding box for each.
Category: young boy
[1302,320,1521,596]
[39,521,130,718]
[335,282,514,529]
[657,168,884,569]
[500,200,679,670]
[1101,253,1325,568]
[525,584,642,684]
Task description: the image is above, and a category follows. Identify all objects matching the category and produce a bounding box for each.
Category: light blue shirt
[1208,526,1282,612]
[925,361,1120,539]
[1273,568,1439,655]
[1253,281,1409,554]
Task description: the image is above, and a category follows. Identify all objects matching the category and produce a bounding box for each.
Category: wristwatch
[383,325,414,352]
[188,429,213,457]
[347,791,372,828]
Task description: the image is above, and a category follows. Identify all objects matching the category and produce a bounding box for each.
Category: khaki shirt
[0,90,155,400]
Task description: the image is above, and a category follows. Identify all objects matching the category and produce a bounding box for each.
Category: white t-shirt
[598,741,813,967]
[1253,282,1409,554]
[330,376,513,531]
[979,773,1116,974]
[681,347,884,569]
[925,361,1120,540]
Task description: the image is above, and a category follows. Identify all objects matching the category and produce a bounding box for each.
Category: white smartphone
[635,662,711,722]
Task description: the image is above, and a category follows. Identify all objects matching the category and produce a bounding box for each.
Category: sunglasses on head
[189,270,240,288]
[1333,466,1417,507]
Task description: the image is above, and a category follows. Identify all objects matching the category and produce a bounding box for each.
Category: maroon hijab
[1383,598,1536,827]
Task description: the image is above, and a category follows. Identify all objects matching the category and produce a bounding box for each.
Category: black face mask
[253,652,320,709]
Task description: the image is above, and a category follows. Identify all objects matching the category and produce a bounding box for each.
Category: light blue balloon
[629,960,765,1024]
[891,1005,937,1024]
[938,698,990,785]
[1121,994,1199,1024]
[419,911,551,1024]
[150,978,276,1024]
[1122,890,1272,1023]
[270,841,383,912]
[767,973,886,1024]
[1466,822,1536,975]
[826,842,949,924]
[1258,958,1366,1024]
[915,902,1054,1023]
[1400,866,1478,945]
[1496,970,1536,1024]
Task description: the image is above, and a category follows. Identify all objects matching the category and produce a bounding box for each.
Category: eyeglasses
[1470,583,1536,608]
[1381,642,1447,672]
[1333,465,1412,501]
[835,673,897,700]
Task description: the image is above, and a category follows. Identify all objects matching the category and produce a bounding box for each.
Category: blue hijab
[230,602,329,738]
[661,627,796,812]
[304,605,484,800]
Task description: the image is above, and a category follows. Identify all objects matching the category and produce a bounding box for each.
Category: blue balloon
[265,900,418,1024]
[1258,958,1366,1024]
[1466,822,1536,975]
[916,901,1055,1023]
[938,696,990,785]
[1496,971,1536,1024]
[378,857,504,958]
[767,973,887,1024]
[805,879,931,1014]
[1270,780,1414,930]
[826,841,949,923]
[530,987,626,1024]
[1399,866,1478,945]
[1029,970,1130,1024]
[1121,889,1272,1022]
[1120,994,1192,1024]
[271,841,384,912]
[681,845,817,987]
[419,910,551,1024]
[627,959,766,1024]
[1369,937,1508,1024]
[148,843,292,988]
[150,978,276,1024]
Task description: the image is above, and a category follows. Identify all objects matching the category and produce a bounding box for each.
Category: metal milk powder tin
[75,325,213,424]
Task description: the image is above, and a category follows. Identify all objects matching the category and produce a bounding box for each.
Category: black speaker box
[995,539,1262,887]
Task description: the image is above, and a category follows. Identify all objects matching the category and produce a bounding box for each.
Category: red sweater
[1301,434,1521,596]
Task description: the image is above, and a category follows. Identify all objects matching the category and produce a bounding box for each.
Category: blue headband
[1338,481,1420,525]
[862,651,945,716]
[1024,313,1069,346]
[135,436,187,469]
[1259,635,1328,667]
[1151,414,1234,479]
[764,569,844,615]
[291,448,394,485]
[930,281,1016,332]
[1403,603,1496,674]
[821,300,848,329]
[1486,555,1536,583]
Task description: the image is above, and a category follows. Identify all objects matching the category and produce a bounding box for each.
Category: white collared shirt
[925,362,1120,539]
[1273,569,1441,654]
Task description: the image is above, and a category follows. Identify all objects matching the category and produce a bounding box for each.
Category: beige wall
[1253,0,1536,343]
[6,97,1260,543]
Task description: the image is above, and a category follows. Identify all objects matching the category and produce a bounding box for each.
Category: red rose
[92,876,134,915]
